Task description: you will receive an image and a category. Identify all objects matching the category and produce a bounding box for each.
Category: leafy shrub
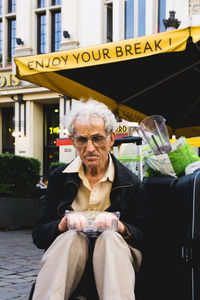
[49,161,66,173]
[0,154,41,198]
[0,183,15,196]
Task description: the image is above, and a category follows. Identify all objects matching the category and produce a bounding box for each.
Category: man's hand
[58,213,87,232]
[58,216,68,232]
[95,212,125,234]
[118,220,126,235]
[58,211,125,235]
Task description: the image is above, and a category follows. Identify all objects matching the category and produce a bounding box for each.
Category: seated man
[32,100,149,300]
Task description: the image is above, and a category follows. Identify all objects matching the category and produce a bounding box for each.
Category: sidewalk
[0,230,43,300]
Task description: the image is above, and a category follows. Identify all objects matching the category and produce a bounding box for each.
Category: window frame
[0,20,2,63]
[8,0,16,14]
[106,2,113,43]
[51,0,61,6]
[51,9,61,52]
[158,0,166,33]
[7,17,16,63]
[125,0,134,39]
[0,0,2,15]
[35,1,62,54]
[37,0,46,9]
[138,0,146,37]
[37,12,46,54]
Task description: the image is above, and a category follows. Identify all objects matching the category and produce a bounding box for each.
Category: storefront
[0,70,20,154]
[0,69,66,174]
[2,106,15,154]
[43,103,59,175]
[1,0,199,175]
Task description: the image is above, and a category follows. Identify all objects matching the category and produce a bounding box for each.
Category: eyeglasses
[73,134,107,147]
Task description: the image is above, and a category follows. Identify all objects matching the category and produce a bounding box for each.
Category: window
[8,18,16,62]
[52,0,61,5]
[0,21,2,63]
[37,14,46,54]
[0,0,16,66]
[124,0,147,39]
[38,0,46,8]
[125,0,134,39]
[158,0,166,32]
[138,0,146,36]
[8,0,16,13]
[35,1,61,54]
[51,11,61,51]
[107,3,113,42]
[0,0,2,15]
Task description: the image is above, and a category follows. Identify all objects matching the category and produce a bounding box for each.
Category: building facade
[0,0,199,174]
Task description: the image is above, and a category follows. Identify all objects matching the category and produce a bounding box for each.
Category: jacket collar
[62,152,133,189]
[110,153,134,188]
[62,154,114,183]
[58,153,134,216]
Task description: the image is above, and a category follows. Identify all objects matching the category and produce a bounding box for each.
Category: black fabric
[30,169,200,300]
[28,282,36,300]
[32,153,149,252]
[139,169,200,300]
[57,39,200,135]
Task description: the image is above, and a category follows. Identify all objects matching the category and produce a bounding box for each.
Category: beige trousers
[32,230,142,300]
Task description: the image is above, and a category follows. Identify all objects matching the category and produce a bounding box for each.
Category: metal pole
[17,94,24,135]
[137,144,143,181]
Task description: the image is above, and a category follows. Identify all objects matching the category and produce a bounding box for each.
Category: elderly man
[32,100,149,300]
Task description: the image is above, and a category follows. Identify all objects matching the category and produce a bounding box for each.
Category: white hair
[65,100,118,136]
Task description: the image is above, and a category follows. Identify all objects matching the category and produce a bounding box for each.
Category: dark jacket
[32,154,149,251]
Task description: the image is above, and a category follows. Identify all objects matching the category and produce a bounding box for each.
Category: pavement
[0,230,44,300]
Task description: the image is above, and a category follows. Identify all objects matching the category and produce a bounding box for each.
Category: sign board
[56,121,138,146]
[56,138,72,146]
[191,0,200,14]
[116,121,138,137]
[0,73,20,88]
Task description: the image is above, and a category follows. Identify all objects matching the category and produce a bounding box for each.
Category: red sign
[115,133,128,138]
[56,134,129,146]
[56,138,72,146]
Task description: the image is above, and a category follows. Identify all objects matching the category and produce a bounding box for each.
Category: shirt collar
[62,154,114,183]
[102,153,115,182]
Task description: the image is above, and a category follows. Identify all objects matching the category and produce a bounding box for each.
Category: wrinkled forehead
[74,115,106,134]
[75,114,105,126]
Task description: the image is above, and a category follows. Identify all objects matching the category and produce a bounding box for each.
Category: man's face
[70,116,115,169]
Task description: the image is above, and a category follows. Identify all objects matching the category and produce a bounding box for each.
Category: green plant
[0,154,41,198]
[49,161,66,173]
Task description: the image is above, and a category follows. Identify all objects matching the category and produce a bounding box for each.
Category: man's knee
[66,230,88,242]
[66,231,89,257]
[43,230,89,262]
[96,230,124,245]
[58,230,89,244]
[93,231,134,264]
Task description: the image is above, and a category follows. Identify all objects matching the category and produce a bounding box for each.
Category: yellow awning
[15,27,190,77]
[14,26,200,138]
[171,137,200,148]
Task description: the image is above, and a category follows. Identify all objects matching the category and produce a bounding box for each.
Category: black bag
[140,169,200,300]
